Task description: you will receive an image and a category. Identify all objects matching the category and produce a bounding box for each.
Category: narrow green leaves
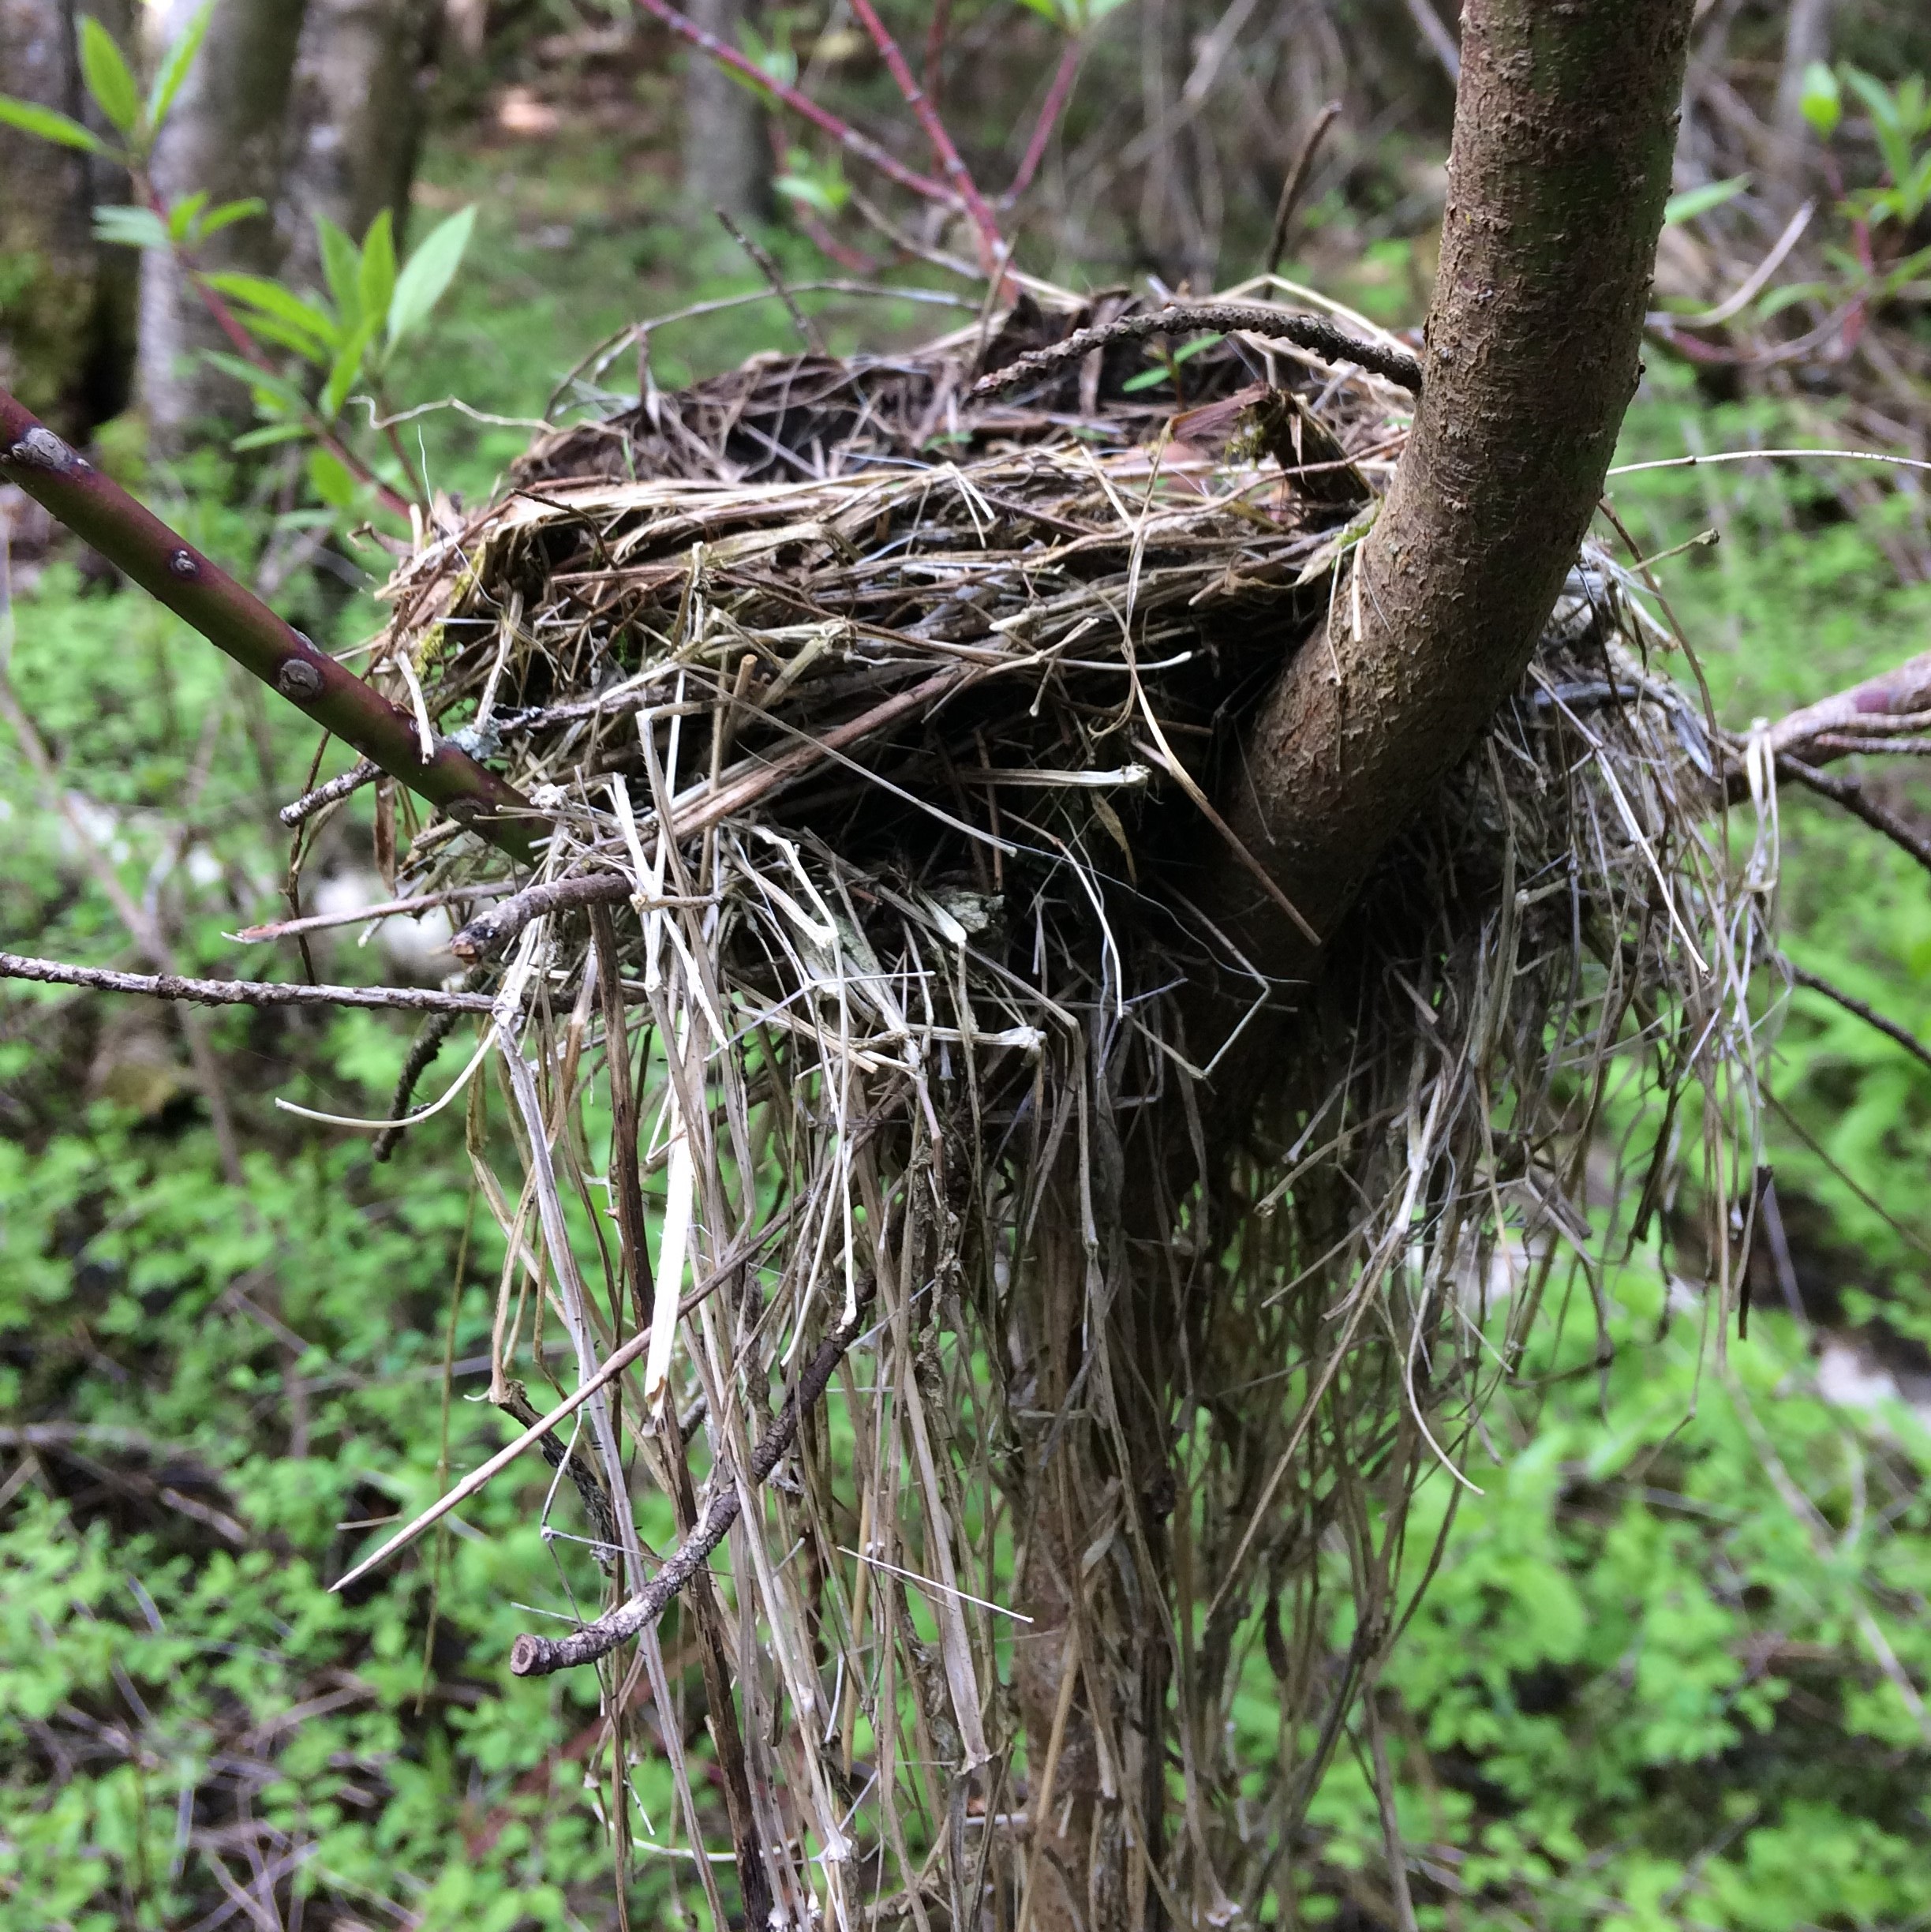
[146,0,215,133]
[78,16,140,137]
[387,208,476,348]
[0,95,106,153]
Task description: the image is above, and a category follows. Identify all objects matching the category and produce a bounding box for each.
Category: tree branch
[0,389,538,863]
[633,0,959,212]
[1220,0,1695,978]
[0,950,496,1014]
[509,1290,872,1677]
[969,302,1423,399]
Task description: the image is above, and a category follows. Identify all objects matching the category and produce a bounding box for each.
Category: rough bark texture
[1222,0,1696,979]
[139,0,309,451]
[281,0,440,286]
[0,0,137,433]
[682,0,770,223]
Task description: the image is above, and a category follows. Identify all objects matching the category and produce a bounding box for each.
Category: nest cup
[346,282,1772,1923]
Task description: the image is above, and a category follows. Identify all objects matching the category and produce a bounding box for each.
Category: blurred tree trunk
[0,0,137,435]
[138,0,309,453]
[683,0,769,223]
[282,0,443,287]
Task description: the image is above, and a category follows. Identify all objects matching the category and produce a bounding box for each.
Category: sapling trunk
[0,387,537,862]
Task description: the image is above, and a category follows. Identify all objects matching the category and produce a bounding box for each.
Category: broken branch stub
[0,389,538,865]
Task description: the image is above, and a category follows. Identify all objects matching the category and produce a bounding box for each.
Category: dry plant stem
[0,951,495,1014]
[1776,753,1931,879]
[1787,962,1931,1075]
[970,304,1424,398]
[846,0,1005,271]
[1223,0,1694,975]
[510,1289,872,1676]
[631,0,957,210]
[1003,36,1084,208]
[1265,100,1342,275]
[0,389,537,863]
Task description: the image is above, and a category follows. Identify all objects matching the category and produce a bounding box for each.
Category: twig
[509,1288,872,1676]
[631,0,958,210]
[1265,101,1342,276]
[845,0,1005,271]
[1766,648,1931,760]
[233,883,512,943]
[0,389,537,862]
[969,304,1424,398]
[0,950,496,1014]
[279,759,379,826]
[1001,36,1083,208]
[372,970,490,1162]
[1775,753,1931,881]
[1786,962,1931,1076]
[451,874,635,962]
[715,209,826,354]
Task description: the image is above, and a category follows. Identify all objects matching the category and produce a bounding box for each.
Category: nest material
[354,286,1772,1923]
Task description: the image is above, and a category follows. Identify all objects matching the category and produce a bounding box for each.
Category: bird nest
[342,284,1774,1923]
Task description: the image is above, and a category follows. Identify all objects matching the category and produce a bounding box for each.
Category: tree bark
[682,0,770,223]
[1220,0,1696,983]
[0,0,137,434]
[138,0,309,452]
[281,0,440,287]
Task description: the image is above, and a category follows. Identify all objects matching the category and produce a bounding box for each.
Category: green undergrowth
[7,122,1931,1925]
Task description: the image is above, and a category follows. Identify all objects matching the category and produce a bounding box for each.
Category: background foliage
[5,2,1931,1926]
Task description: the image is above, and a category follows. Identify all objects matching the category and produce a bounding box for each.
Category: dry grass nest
[342,279,1776,1920]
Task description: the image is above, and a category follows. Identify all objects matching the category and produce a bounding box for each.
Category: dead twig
[0,951,496,1014]
[509,1286,873,1676]
[970,303,1423,397]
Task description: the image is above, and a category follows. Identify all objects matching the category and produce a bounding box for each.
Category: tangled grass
[320,276,1775,1925]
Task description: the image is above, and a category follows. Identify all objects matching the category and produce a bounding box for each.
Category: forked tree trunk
[1017,4,1697,1924]
[139,0,309,451]
[281,0,441,289]
[683,0,770,223]
[0,0,137,434]
[1221,0,1696,979]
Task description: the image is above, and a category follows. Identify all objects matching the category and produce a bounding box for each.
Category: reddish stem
[844,0,1005,271]
[632,0,957,210]
[0,388,536,863]
[1002,36,1083,209]
[922,0,952,104]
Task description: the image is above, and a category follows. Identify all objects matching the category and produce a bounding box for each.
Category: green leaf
[1663,175,1750,227]
[1120,334,1216,392]
[0,93,107,153]
[92,204,172,250]
[200,350,312,418]
[200,271,339,354]
[386,206,475,347]
[315,216,364,333]
[78,17,140,137]
[196,197,267,241]
[307,447,358,509]
[147,0,215,131]
[1800,61,1841,140]
[167,190,211,241]
[321,316,379,419]
[230,421,312,452]
[358,210,398,346]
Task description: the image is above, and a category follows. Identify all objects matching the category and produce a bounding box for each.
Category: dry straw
[326,278,1773,1923]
